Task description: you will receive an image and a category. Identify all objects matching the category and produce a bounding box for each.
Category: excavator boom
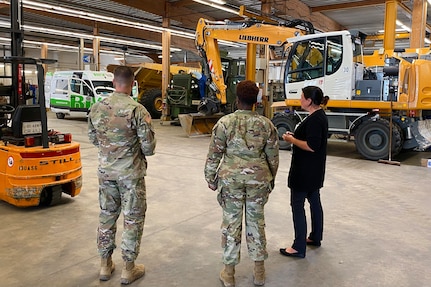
[179,17,308,136]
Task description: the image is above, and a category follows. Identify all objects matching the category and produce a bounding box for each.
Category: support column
[41,43,48,75]
[383,0,397,50]
[410,0,427,48]
[93,25,100,71]
[78,38,84,70]
[245,43,256,81]
[261,0,271,117]
[161,17,171,121]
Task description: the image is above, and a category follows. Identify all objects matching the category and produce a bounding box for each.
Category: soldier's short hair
[113,66,134,85]
[236,80,259,105]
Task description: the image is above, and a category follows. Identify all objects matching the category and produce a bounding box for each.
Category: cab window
[55,79,68,94]
[326,35,343,75]
[286,37,325,83]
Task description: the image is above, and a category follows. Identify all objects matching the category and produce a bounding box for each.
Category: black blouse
[288,109,328,191]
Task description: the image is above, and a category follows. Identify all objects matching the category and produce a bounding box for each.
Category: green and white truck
[45,70,138,119]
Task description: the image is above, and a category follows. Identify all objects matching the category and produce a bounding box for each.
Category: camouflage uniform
[88,92,156,262]
[204,110,279,265]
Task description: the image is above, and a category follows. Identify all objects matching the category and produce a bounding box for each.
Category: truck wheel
[355,118,402,160]
[56,113,65,119]
[140,89,162,119]
[272,113,298,150]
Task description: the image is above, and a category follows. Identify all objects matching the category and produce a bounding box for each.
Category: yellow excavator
[178,17,313,136]
[182,14,431,160]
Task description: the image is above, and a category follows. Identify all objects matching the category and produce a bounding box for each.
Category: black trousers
[290,188,323,255]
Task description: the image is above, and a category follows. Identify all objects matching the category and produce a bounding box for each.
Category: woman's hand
[282,131,295,143]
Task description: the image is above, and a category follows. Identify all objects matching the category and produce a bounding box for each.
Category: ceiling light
[0,20,181,52]
[378,28,406,33]
[396,20,411,32]
[193,0,239,15]
[209,0,226,4]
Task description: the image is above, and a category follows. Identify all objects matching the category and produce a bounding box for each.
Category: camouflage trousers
[217,180,271,265]
[97,177,147,262]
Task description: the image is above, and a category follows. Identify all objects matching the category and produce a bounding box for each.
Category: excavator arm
[195,17,305,114]
[178,17,311,137]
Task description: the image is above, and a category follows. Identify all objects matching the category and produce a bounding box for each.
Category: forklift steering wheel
[0,104,15,114]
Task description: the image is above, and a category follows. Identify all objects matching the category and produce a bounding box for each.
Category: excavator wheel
[354,118,402,161]
[140,89,163,119]
[271,113,298,150]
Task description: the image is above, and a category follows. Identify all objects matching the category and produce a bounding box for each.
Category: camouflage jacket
[88,92,156,180]
[204,110,279,187]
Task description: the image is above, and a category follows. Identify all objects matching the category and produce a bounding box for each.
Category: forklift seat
[11,105,42,138]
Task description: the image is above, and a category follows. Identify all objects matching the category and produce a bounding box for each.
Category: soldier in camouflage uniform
[88,66,156,285]
[204,80,279,287]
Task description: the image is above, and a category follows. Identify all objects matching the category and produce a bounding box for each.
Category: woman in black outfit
[279,86,329,258]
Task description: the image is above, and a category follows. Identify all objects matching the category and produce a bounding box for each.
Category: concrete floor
[1,112,431,287]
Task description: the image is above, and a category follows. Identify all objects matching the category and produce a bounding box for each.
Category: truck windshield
[90,80,114,95]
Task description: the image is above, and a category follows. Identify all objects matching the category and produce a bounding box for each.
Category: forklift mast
[10,0,25,107]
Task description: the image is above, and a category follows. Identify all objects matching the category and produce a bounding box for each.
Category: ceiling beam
[310,0,414,13]
[0,8,196,53]
[110,0,213,29]
[310,0,386,12]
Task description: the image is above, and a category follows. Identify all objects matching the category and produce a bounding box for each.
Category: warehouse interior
[1,1,431,287]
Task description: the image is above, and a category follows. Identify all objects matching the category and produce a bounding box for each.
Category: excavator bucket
[178,113,222,137]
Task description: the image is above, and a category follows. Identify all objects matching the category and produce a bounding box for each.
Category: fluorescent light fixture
[428,0,431,5]
[0,0,239,54]
[396,20,411,32]
[209,0,226,4]
[0,20,182,52]
[378,28,406,33]
[193,0,239,15]
[18,0,197,40]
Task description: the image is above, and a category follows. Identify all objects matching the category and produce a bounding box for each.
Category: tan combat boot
[120,261,145,285]
[253,260,265,286]
[219,264,235,287]
[99,256,115,281]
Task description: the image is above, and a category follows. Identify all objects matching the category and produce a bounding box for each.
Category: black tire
[355,118,402,160]
[56,113,65,119]
[392,122,404,155]
[271,113,298,150]
[39,186,63,206]
[140,89,163,119]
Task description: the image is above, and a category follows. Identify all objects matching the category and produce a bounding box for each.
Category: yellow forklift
[0,0,82,207]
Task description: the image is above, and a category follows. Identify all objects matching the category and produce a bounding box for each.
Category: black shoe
[306,239,321,247]
[279,248,305,258]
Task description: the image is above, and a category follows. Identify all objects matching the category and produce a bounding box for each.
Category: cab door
[50,77,70,112]
[69,78,95,111]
